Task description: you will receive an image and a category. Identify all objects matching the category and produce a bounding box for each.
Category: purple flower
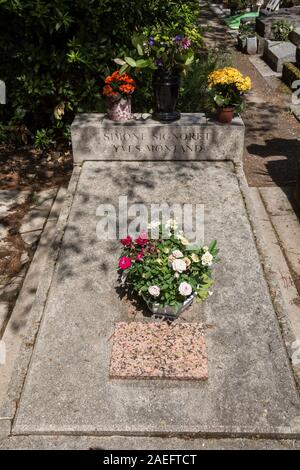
[181,37,192,50]
[174,34,182,44]
[148,36,155,46]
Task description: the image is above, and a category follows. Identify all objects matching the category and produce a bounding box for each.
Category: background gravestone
[263,40,296,72]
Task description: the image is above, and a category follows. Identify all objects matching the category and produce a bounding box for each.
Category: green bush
[0,0,201,146]
[272,19,294,41]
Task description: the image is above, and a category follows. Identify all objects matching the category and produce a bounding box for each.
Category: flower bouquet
[118,222,219,319]
[207,67,251,123]
[114,25,197,122]
[102,70,136,121]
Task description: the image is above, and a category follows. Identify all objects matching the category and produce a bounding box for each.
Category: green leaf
[137,44,143,56]
[125,57,137,67]
[113,57,126,66]
[119,63,129,75]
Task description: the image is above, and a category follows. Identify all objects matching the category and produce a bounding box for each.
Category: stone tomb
[263,40,297,72]
[256,7,300,38]
[71,113,245,162]
[4,114,300,438]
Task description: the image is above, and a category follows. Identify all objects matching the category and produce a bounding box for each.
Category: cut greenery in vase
[114,25,198,121]
[118,221,219,319]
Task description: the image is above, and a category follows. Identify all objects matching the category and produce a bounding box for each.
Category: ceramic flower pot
[106,96,132,122]
[216,106,235,123]
[144,293,196,319]
[152,70,181,122]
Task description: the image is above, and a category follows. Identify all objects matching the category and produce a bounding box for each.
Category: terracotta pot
[216,106,235,123]
[106,96,132,122]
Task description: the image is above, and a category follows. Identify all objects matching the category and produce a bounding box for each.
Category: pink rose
[118,256,131,270]
[120,235,132,246]
[135,253,144,262]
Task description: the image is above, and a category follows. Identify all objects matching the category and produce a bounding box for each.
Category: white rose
[201,251,213,266]
[179,236,190,246]
[203,245,209,252]
[172,258,187,273]
[183,257,191,267]
[165,218,178,230]
[172,249,183,258]
[191,253,199,263]
[168,254,176,265]
[148,285,160,297]
[179,281,192,297]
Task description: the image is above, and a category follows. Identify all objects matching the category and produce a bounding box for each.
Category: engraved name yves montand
[103,130,208,154]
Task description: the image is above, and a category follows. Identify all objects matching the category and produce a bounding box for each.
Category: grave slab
[71,113,245,163]
[263,40,297,72]
[12,160,300,436]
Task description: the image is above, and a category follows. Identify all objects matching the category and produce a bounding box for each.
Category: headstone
[289,27,300,47]
[263,40,296,72]
[71,113,245,163]
[246,36,258,55]
[0,80,5,104]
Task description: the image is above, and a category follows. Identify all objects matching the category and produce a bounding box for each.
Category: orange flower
[102,85,119,98]
[102,70,136,97]
[119,83,135,94]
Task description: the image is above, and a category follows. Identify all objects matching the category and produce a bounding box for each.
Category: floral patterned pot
[216,106,235,124]
[106,97,132,122]
[143,292,196,319]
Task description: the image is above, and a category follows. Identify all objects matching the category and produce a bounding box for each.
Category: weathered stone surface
[248,55,281,78]
[20,230,42,246]
[0,190,29,217]
[246,36,258,55]
[289,27,300,46]
[263,40,296,72]
[12,161,300,436]
[71,113,245,163]
[257,8,300,38]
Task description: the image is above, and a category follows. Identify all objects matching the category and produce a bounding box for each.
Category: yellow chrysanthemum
[208,67,251,93]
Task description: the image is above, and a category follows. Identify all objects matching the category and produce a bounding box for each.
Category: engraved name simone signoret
[103,130,209,153]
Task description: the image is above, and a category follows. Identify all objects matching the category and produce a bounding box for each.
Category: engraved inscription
[102,130,206,154]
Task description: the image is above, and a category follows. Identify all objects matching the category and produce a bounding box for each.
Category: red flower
[120,235,132,246]
[135,253,144,262]
[135,232,148,246]
[118,256,131,270]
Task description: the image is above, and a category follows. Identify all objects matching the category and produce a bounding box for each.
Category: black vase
[152,70,181,122]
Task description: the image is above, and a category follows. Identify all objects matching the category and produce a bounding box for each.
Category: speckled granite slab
[110,322,208,380]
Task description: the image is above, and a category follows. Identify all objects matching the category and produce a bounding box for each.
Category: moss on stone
[282,62,300,88]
